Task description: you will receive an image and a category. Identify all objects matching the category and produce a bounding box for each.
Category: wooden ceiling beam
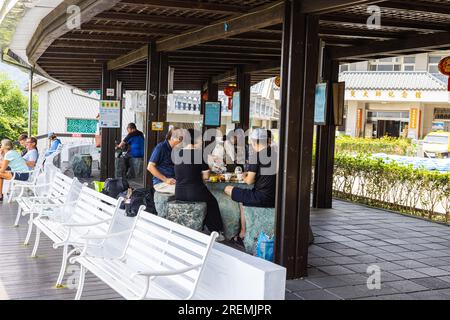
[105,2,284,70]
[380,1,450,16]
[301,0,385,14]
[60,33,151,43]
[156,1,284,52]
[329,31,450,60]
[119,0,247,14]
[94,12,213,26]
[321,14,450,32]
[319,27,400,40]
[107,45,149,70]
[206,39,281,49]
[80,23,181,36]
[45,47,129,55]
[51,40,143,50]
[27,0,123,63]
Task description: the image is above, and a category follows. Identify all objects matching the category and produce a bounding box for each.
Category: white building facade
[341,51,450,140]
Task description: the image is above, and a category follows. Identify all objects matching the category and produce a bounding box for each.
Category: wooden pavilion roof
[26,0,450,92]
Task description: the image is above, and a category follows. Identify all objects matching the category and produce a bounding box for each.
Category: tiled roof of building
[339,71,447,91]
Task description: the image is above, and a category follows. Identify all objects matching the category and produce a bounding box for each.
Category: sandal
[230,234,245,248]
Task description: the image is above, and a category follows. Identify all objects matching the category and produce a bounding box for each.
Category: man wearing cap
[45,133,62,157]
[224,128,277,246]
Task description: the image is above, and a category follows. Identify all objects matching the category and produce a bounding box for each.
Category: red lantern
[224,84,236,110]
[202,92,208,102]
[438,57,450,91]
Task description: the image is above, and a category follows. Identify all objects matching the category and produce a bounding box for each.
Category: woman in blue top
[0,139,30,201]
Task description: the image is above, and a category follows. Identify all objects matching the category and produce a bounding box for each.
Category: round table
[205,181,252,240]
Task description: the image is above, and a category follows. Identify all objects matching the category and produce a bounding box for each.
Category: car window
[425,136,449,144]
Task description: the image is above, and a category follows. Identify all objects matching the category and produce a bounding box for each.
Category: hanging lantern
[202,92,208,102]
[438,56,450,92]
[274,76,281,88]
[224,84,237,110]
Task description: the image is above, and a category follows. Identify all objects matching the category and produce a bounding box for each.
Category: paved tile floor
[3,199,450,300]
[287,201,450,300]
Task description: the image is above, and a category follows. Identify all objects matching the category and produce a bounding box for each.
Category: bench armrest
[62,218,111,228]
[81,229,133,240]
[132,264,202,278]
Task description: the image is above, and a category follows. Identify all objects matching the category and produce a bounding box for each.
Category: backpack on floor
[126,188,156,217]
[101,178,129,199]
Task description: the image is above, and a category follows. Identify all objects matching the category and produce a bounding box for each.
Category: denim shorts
[13,172,30,181]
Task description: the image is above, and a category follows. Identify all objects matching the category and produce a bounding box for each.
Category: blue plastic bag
[256,232,274,262]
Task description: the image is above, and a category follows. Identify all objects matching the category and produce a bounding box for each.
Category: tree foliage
[0,72,38,140]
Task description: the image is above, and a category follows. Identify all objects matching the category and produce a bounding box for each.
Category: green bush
[335,136,416,156]
[333,153,450,223]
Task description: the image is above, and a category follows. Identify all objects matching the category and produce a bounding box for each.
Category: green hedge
[333,153,450,222]
[335,136,416,156]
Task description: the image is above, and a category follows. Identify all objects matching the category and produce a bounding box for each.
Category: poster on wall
[204,101,222,127]
[314,83,328,125]
[232,91,241,123]
[99,100,121,128]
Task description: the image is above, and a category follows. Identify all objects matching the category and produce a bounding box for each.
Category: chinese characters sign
[99,100,120,128]
[409,109,418,129]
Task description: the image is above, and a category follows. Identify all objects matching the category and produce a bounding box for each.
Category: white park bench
[7,149,62,203]
[71,206,218,300]
[15,172,76,245]
[32,185,123,288]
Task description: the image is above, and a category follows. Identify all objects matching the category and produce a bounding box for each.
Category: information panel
[99,100,121,128]
[232,91,241,123]
[204,101,222,127]
[314,83,328,125]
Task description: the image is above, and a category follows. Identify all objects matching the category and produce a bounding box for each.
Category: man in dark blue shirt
[147,127,183,194]
[118,123,145,158]
[116,123,145,177]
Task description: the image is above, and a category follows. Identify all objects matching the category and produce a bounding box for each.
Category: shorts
[231,187,275,208]
[13,172,30,181]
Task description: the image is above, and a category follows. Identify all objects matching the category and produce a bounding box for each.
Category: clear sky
[0,60,28,91]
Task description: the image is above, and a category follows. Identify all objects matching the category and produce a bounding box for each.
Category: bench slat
[131,226,203,267]
[133,220,207,256]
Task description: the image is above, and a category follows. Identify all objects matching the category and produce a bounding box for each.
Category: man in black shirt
[224,128,277,245]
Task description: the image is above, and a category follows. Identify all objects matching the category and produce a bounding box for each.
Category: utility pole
[27,68,34,135]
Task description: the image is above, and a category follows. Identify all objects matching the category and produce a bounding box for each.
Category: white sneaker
[215,233,226,242]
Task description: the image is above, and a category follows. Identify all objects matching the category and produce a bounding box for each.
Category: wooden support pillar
[313,51,339,209]
[143,42,161,188]
[236,66,251,132]
[100,65,118,180]
[158,53,169,143]
[274,0,320,279]
[208,79,219,102]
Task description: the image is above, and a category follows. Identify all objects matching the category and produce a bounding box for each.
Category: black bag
[118,190,130,210]
[101,178,129,199]
[125,188,157,217]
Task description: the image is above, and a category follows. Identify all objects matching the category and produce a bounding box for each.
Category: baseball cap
[48,132,55,138]
[250,128,268,141]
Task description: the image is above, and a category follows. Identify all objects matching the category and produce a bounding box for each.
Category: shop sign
[152,122,164,131]
[409,109,418,129]
[357,108,363,130]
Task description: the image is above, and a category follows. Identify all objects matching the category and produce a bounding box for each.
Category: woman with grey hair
[0,139,30,201]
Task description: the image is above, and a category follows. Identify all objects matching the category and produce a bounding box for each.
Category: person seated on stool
[223,128,277,247]
[17,134,28,157]
[45,133,62,157]
[0,139,30,202]
[147,127,183,194]
[173,129,224,236]
[23,137,39,170]
[116,123,145,176]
